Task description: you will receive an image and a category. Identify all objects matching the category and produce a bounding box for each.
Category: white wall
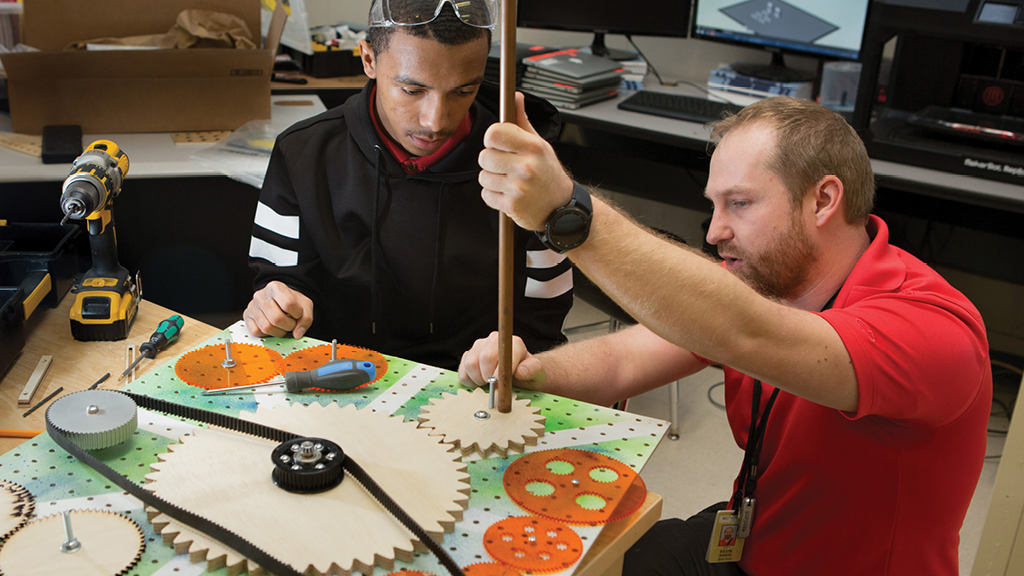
[301,0,818,86]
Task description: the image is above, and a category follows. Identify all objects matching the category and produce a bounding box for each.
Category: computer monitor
[691,0,872,81]
[517,0,692,60]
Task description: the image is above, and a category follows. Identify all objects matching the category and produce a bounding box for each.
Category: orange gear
[483,516,582,574]
[464,562,522,575]
[279,344,388,390]
[174,343,283,389]
[503,448,647,526]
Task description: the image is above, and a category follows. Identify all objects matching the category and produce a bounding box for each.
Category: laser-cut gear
[463,562,523,575]
[0,510,144,576]
[145,402,471,576]
[174,343,283,389]
[0,481,34,541]
[503,448,647,526]
[45,389,138,450]
[483,516,582,574]
[417,388,545,459]
[279,344,389,388]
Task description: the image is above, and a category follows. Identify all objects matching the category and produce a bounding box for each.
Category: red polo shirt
[719,216,990,576]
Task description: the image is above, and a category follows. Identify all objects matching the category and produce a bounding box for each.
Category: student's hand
[458,331,547,392]
[243,281,314,339]
[479,92,575,231]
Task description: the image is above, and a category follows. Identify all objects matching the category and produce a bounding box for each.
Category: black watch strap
[536,182,593,254]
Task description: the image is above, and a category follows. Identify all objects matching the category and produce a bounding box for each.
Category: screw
[221,341,236,369]
[487,376,497,410]
[474,410,491,420]
[86,405,99,415]
[59,511,81,554]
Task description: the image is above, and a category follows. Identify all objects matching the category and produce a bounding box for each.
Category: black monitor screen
[518,0,691,58]
[692,0,871,61]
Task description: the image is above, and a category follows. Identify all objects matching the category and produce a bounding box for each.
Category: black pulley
[271,437,345,493]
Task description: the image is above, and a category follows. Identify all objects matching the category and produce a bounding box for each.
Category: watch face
[549,207,589,250]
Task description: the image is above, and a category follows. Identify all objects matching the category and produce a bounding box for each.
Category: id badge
[706,509,745,563]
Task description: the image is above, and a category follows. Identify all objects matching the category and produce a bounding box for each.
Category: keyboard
[617,91,744,124]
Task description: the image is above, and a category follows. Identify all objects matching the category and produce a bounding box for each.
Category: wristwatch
[536,181,593,254]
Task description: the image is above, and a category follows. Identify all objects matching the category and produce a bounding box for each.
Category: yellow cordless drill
[59,140,139,341]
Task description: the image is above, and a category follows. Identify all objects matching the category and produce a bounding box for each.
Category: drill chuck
[59,141,129,221]
[59,178,104,223]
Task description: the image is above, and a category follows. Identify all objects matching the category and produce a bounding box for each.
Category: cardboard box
[1,0,284,134]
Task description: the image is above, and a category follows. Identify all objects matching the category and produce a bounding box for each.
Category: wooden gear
[0,481,34,541]
[145,402,471,576]
[417,388,545,458]
[0,510,144,576]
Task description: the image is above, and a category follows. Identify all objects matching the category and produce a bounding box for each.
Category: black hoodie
[249,81,573,370]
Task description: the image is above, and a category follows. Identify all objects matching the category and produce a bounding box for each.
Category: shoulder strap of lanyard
[731,290,839,507]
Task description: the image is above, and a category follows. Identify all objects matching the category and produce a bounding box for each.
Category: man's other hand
[479,92,575,231]
[244,281,314,339]
[458,331,546,392]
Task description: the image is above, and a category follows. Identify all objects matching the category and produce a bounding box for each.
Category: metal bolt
[571,479,580,486]
[487,376,498,410]
[330,339,338,362]
[59,511,81,554]
[279,454,291,463]
[528,535,537,542]
[221,341,236,369]
[86,405,99,415]
[474,410,491,420]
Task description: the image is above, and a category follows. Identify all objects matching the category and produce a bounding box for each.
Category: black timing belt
[45,390,466,576]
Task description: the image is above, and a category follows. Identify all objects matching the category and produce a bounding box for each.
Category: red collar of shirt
[369,84,473,175]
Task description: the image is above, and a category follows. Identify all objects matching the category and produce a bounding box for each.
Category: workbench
[0,296,665,576]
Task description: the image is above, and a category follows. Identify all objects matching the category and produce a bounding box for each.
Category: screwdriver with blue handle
[201,358,377,396]
[117,315,184,381]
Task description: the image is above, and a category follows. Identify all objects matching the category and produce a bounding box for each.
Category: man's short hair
[708,97,876,224]
[367,0,492,55]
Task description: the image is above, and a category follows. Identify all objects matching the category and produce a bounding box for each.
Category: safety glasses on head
[369,0,499,29]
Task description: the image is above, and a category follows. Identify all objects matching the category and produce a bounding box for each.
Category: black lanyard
[731,290,839,509]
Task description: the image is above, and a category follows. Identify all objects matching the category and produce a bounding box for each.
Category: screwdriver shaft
[118,352,148,381]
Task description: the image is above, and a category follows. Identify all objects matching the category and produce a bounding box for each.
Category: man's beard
[723,214,819,301]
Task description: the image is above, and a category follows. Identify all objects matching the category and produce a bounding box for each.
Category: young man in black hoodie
[244,0,574,370]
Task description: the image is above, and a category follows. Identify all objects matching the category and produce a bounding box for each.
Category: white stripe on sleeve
[526,249,567,269]
[254,201,300,239]
[249,236,298,267]
[525,268,573,299]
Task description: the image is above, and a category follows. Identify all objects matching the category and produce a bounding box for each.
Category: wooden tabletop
[0,293,220,455]
[0,292,662,576]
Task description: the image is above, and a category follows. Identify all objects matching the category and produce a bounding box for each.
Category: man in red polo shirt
[459,96,992,575]
[244,0,574,370]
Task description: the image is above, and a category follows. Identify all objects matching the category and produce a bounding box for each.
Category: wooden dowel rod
[495,0,518,414]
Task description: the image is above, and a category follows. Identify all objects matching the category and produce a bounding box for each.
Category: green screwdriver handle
[140,315,184,358]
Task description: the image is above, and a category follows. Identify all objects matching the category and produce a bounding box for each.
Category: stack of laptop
[520,48,624,109]
[485,43,557,86]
